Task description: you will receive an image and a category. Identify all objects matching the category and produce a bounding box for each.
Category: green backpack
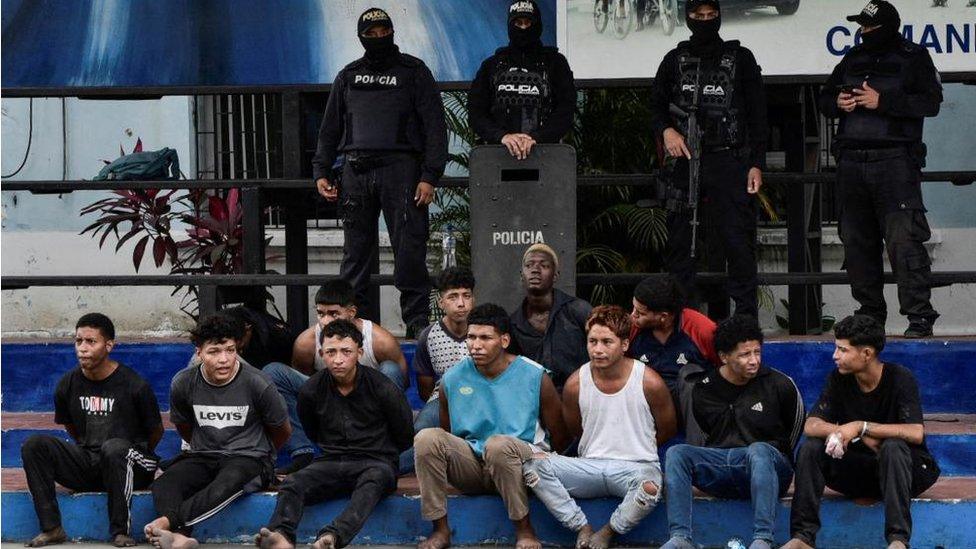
[93,148,181,181]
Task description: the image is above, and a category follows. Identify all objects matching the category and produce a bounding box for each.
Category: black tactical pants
[339,153,431,328]
[665,150,758,318]
[836,147,938,325]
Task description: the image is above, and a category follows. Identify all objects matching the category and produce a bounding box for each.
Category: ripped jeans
[523,454,662,534]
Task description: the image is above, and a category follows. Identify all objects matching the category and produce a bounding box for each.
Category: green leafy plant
[80,142,272,318]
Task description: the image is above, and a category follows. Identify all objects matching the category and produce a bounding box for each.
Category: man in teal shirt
[414,303,568,549]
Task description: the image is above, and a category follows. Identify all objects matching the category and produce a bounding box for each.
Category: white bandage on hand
[825,432,845,459]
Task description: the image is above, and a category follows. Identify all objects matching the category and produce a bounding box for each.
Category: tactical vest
[341,56,423,153]
[836,43,926,144]
[672,42,743,149]
[490,50,552,135]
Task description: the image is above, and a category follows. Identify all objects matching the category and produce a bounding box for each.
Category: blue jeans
[524,454,662,534]
[376,360,408,391]
[664,442,793,543]
[398,397,441,474]
[263,362,314,458]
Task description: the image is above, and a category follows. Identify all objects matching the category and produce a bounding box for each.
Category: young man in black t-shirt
[145,312,291,549]
[21,313,163,548]
[782,315,940,549]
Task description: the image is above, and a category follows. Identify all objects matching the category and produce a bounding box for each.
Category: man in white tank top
[523,306,677,549]
[290,281,407,386]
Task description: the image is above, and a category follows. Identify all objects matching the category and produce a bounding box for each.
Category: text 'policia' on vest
[468,0,576,145]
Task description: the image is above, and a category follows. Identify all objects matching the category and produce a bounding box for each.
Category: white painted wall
[2,86,974,338]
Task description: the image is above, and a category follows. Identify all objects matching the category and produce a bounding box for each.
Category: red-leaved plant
[81,142,271,317]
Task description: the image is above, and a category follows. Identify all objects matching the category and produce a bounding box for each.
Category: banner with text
[561,0,974,79]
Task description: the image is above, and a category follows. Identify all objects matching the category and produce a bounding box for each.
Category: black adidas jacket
[692,366,805,461]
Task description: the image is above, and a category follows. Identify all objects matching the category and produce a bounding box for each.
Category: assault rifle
[668,56,703,258]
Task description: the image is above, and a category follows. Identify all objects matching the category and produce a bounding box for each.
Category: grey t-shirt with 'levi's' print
[169,362,288,462]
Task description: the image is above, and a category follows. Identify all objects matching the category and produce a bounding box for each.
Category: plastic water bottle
[442,224,457,269]
[726,537,746,549]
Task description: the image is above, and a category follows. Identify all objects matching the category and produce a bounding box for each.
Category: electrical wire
[2,98,33,179]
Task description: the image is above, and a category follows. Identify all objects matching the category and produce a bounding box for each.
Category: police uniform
[822,1,942,335]
[468,0,575,143]
[649,27,768,318]
[312,11,448,332]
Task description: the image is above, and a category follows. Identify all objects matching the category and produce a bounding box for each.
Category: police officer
[821,1,942,338]
[468,0,575,160]
[649,0,767,318]
[313,8,448,336]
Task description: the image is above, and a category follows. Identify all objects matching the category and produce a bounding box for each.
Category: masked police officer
[649,0,767,318]
[468,0,575,160]
[313,8,448,336]
[821,1,942,338]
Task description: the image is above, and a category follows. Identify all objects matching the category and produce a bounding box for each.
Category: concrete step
[2,468,974,547]
[3,340,975,414]
[5,413,975,475]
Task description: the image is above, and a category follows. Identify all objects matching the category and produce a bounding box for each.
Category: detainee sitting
[269,279,407,474]
[524,305,677,549]
[145,312,291,549]
[22,313,163,548]
[256,319,413,549]
[414,303,569,549]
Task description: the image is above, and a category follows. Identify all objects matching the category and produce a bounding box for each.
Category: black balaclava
[849,1,901,51]
[358,8,397,65]
[508,0,543,50]
[685,0,722,52]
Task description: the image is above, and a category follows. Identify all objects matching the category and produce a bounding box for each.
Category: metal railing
[3,171,975,333]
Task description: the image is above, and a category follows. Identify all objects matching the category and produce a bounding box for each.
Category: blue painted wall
[4,340,973,413]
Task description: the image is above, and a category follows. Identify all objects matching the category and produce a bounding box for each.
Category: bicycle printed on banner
[593,0,678,39]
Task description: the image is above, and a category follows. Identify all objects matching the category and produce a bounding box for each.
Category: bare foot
[112,534,138,547]
[587,524,616,549]
[575,525,594,549]
[312,532,337,549]
[25,527,67,547]
[417,529,451,549]
[255,528,294,549]
[515,534,542,549]
[143,518,169,540]
[148,528,198,549]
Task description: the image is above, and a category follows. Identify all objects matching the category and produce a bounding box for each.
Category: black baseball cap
[686,0,720,13]
[847,1,900,29]
[358,7,392,35]
[508,0,539,22]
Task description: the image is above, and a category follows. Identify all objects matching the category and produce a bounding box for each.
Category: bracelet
[860,421,869,438]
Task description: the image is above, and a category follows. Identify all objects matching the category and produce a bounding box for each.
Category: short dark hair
[320,318,364,347]
[633,276,683,315]
[437,267,476,292]
[467,303,511,335]
[190,312,245,347]
[76,313,115,341]
[713,315,764,355]
[315,279,356,307]
[834,314,886,354]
